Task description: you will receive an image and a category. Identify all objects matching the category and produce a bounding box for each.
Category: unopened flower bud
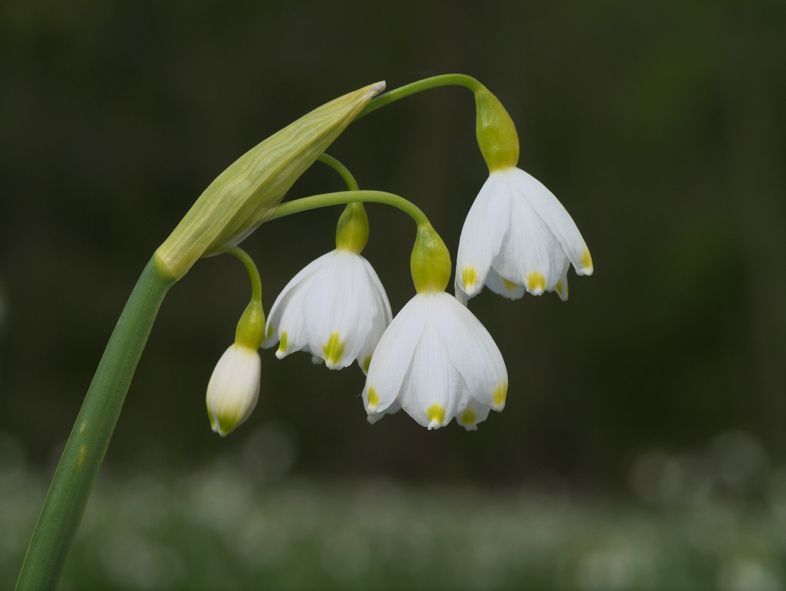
[206,343,261,437]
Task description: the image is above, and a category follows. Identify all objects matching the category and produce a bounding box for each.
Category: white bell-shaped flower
[206,343,261,437]
[362,291,507,431]
[455,166,593,302]
[264,249,392,372]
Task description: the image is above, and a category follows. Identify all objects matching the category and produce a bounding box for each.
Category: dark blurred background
[2,1,785,589]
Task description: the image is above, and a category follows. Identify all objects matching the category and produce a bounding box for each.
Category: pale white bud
[206,343,261,436]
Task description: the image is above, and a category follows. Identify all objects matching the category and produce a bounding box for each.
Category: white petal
[356,258,392,373]
[206,344,261,436]
[366,400,401,425]
[454,283,469,306]
[263,251,332,351]
[455,173,510,299]
[435,293,508,411]
[357,303,388,374]
[363,295,428,414]
[493,180,567,295]
[455,394,492,431]
[272,273,315,359]
[510,167,593,276]
[554,262,570,302]
[360,255,392,324]
[485,268,526,300]
[302,251,371,369]
[398,305,461,429]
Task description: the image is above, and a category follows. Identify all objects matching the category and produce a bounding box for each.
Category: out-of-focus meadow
[1,1,785,589]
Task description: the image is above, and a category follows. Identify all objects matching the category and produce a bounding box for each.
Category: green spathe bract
[155,81,385,280]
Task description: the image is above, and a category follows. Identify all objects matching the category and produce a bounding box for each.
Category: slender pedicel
[267,190,429,226]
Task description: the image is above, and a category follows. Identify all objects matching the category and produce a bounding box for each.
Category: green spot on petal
[322,332,345,367]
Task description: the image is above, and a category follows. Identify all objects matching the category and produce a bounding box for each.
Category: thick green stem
[267,190,429,226]
[16,258,174,590]
[359,73,482,117]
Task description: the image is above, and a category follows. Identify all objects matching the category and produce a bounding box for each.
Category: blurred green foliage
[0,428,786,591]
[1,429,784,590]
[1,0,785,587]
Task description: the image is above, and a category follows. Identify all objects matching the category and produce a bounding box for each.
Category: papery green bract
[155,81,386,279]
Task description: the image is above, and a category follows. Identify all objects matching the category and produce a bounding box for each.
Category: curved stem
[226,247,262,302]
[316,153,359,191]
[267,190,430,227]
[17,258,174,590]
[359,73,482,118]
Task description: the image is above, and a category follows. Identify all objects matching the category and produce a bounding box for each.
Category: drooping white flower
[206,343,261,436]
[264,250,392,372]
[456,167,593,302]
[362,291,507,431]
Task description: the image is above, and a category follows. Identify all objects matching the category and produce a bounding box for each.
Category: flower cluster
[203,77,593,435]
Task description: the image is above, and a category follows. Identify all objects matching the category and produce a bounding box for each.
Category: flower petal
[302,251,372,368]
[485,268,526,300]
[398,304,461,429]
[363,295,427,414]
[510,167,593,276]
[264,251,332,350]
[455,173,510,299]
[272,276,315,359]
[455,394,492,431]
[360,255,392,324]
[206,344,261,436]
[357,301,389,375]
[366,400,401,424]
[356,256,392,373]
[554,262,570,301]
[493,180,567,295]
[435,293,508,411]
